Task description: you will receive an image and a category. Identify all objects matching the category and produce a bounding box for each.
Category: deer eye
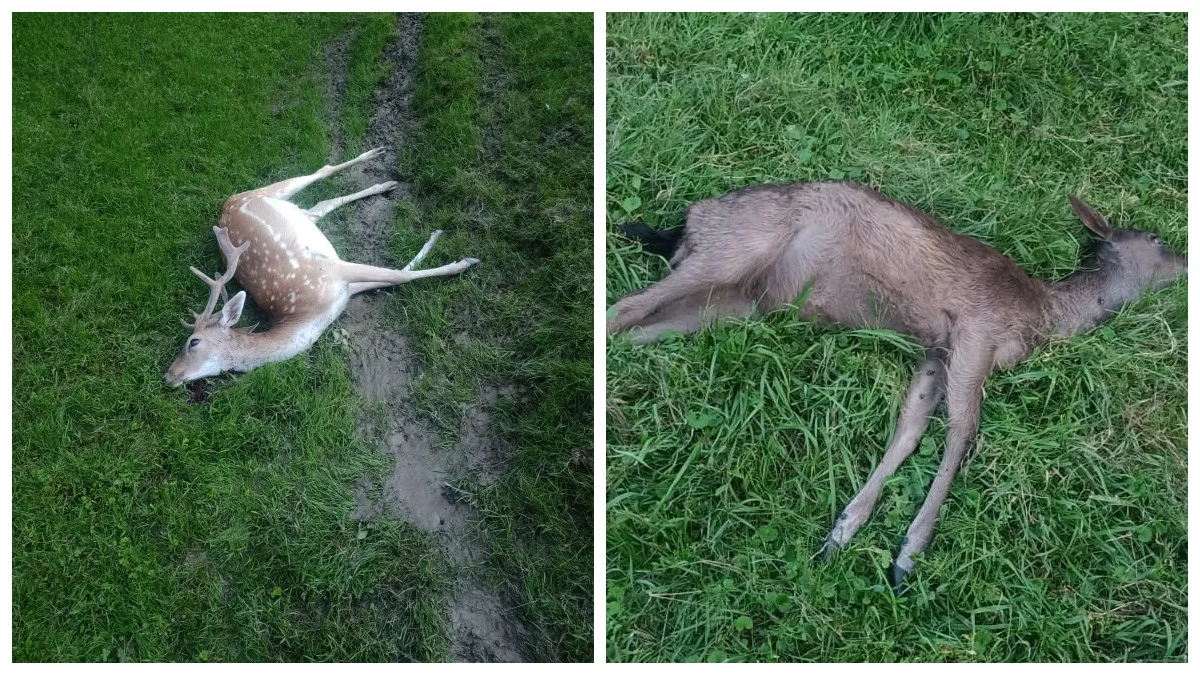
[189,338,201,349]
[1149,234,1163,246]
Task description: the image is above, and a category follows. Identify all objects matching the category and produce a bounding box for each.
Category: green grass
[606,13,1186,662]
[12,14,451,661]
[383,13,595,661]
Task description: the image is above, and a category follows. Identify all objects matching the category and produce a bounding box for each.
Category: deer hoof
[888,562,912,591]
[462,257,481,266]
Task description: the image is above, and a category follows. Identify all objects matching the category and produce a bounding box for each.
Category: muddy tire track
[479,14,507,159]
[322,13,532,663]
[321,23,355,167]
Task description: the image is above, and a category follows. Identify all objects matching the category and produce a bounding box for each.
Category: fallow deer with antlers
[164,147,478,387]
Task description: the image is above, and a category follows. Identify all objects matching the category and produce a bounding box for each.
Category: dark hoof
[888,563,911,592]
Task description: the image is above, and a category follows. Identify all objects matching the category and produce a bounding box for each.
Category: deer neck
[1046,267,1128,338]
[222,317,325,373]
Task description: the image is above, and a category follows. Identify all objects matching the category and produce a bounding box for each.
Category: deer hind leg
[247,147,388,201]
[304,181,399,221]
[345,230,448,295]
[817,356,946,561]
[338,256,479,291]
[401,229,443,271]
[890,340,994,588]
[628,286,754,344]
[607,260,733,335]
[348,281,393,294]
[608,224,782,338]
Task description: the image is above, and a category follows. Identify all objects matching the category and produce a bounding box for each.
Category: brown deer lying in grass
[164,147,479,387]
[608,181,1186,586]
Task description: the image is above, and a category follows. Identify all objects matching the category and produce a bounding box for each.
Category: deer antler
[181,226,251,329]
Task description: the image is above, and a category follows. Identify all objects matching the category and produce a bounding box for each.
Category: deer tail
[619,222,684,260]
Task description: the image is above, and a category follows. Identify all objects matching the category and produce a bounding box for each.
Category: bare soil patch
[323,13,531,662]
[321,24,355,165]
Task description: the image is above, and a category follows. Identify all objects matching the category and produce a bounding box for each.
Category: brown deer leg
[628,287,754,344]
[607,262,719,335]
[890,341,994,588]
[817,356,946,560]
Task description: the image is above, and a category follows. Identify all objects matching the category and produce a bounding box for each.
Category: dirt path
[321,14,531,663]
[321,23,354,168]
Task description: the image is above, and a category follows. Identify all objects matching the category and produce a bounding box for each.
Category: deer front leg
[251,147,388,200]
[817,356,946,560]
[890,341,994,588]
[304,181,399,221]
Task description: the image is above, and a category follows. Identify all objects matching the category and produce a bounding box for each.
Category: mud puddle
[321,14,531,662]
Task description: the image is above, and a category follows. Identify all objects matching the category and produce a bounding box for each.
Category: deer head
[1068,194,1187,305]
[163,227,251,387]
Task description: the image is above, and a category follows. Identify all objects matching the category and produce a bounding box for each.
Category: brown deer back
[678,181,1051,360]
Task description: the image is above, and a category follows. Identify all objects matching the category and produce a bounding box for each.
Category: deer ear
[1068,194,1113,240]
[218,291,246,328]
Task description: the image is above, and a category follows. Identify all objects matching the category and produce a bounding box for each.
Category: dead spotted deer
[608,181,1186,586]
[164,147,479,387]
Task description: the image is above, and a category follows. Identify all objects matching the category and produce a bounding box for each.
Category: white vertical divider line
[592,9,607,666]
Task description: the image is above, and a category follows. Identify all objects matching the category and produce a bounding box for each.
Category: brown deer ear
[1068,194,1113,240]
